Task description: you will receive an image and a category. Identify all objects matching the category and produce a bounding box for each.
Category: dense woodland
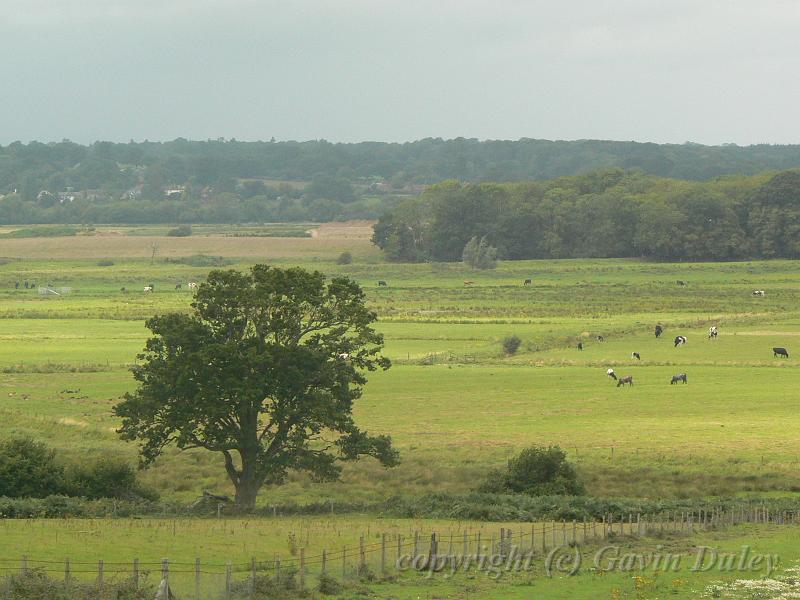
[2,138,800,225]
[372,169,800,261]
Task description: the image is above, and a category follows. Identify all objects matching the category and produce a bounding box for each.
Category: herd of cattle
[593,323,789,388]
[118,281,199,293]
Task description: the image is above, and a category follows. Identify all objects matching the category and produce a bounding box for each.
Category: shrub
[462,236,497,269]
[479,446,585,496]
[317,573,342,595]
[0,569,154,599]
[502,335,522,355]
[0,438,64,498]
[64,459,158,501]
[167,224,192,237]
[229,570,299,599]
[336,251,353,265]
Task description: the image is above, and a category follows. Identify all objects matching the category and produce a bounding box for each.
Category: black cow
[655,325,663,338]
[677,280,687,286]
[773,347,789,358]
[617,375,633,387]
[671,373,688,384]
[577,342,583,350]
[631,352,641,360]
[597,335,604,342]
[378,280,387,287]
[674,336,687,347]
[523,279,532,286]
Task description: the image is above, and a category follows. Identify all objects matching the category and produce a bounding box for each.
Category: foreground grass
[0,518,798,599]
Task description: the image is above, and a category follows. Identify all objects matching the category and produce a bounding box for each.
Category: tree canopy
[114,265,399,509]
[373,169,800,262]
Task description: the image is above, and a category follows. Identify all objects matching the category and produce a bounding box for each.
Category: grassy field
[0,225,799,598]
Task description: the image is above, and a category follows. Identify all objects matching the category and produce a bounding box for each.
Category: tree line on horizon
[372,169,800,261]
[2,138,800,225]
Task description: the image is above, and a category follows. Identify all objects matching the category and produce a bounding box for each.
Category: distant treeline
[3,138,800,225]
[372,169,800,261]
[0,194,393,225]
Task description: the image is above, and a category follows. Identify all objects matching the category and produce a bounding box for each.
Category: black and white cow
[708,326,718,339]
[606,368,617,380]
[674,335,687,347]
[670,373,688,384]
[631,352,641,360]
[752,290,765,297]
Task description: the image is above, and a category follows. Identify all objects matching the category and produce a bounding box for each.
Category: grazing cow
[631,352,641,360]
[523,279,532,286]
[655,325,663,338]
[708,326,718,339]
[752,290,765,297]
[24,281,29,289]
[463,280,474,286]
[377,280,388,287]
[677,280,687,286]
[187,282,198,291]
[773,347,789,358]
[674,335,687,347]
[143,285,154,293]
[577,342,583,350]
[617,375,633,387]
[120,287,128,293]
[175,283,182,290]
[606,368,617,380]
[14,282,19,289]
[671,373,688,384]
[597,335,604,342]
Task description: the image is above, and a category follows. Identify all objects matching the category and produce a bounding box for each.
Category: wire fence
[2,505,797,598]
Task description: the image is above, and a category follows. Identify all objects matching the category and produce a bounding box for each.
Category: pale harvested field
[0,227,378,260]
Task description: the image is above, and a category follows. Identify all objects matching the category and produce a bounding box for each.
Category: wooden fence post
[300,548,305,589]
[195,558,200,600]
[251,557,257,595]
[64,558,71,586]
[322,550,327,575]
[98,560,104,590]
[225,561,232,600]
[541,523,546,552]
[381,534,387,573]
[133,558,139,590]
[342,546,346,578]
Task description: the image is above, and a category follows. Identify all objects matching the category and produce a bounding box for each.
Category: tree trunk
[232,446,263,511]
[234,479,259,510]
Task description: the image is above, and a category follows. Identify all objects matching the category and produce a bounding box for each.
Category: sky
[1,0,799,146]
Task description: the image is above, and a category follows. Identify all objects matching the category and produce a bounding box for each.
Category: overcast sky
[1,0,798,146]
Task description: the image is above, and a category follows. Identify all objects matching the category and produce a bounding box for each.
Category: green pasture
[1,247,800,598]
[0,256,797,504]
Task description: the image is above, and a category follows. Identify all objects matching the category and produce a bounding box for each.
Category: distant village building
[164,186,185,199]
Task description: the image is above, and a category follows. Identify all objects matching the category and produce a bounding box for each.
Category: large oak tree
[115,265,398,509]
